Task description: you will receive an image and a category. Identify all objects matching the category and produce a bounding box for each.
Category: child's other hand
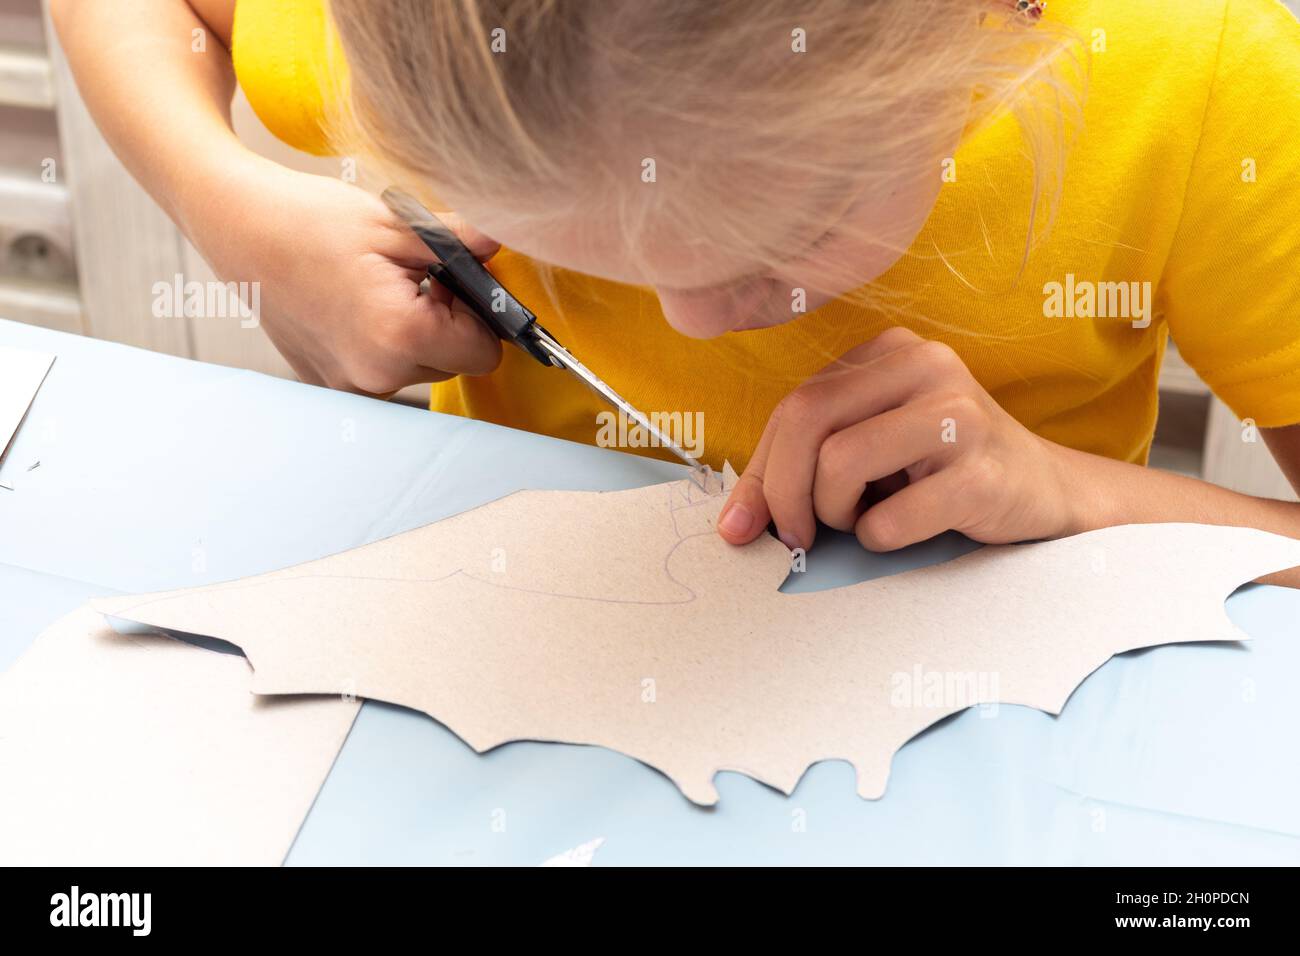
[189,162,503,394]
[717,327,1080,552]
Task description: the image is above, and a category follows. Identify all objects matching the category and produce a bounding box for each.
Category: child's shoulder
[1055,0,1229,32]
[1055,0,1296,62]
[1056,0,1299,142]
[232,0,338,156]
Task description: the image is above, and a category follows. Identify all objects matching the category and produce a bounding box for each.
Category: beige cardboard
[0,344,54,462]
[93,469,1300,806]
[0,607,359,865]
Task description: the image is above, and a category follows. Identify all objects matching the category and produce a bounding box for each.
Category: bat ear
[668,518,794,594]
[665,466,793,592]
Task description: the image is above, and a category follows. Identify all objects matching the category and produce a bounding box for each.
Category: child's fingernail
[718,502,754,537]
[778,530,802,551]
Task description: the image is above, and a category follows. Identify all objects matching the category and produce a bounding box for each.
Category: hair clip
[1008,0,1046,20]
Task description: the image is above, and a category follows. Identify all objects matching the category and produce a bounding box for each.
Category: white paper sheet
[0,607,359,865]
[0,344,54,461]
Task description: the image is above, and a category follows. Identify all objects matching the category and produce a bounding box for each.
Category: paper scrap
[0,607,360,865]
[541,837,605,867]
[0,345,54,461]
[92,469,1300,806]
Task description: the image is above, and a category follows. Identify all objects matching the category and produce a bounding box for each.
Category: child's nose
[655,279,774,339]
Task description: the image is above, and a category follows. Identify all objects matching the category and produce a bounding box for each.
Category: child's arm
[50,0,241,231]
[717,327,1300,588]
[1044,429,1300,588]
[50,0,501,393]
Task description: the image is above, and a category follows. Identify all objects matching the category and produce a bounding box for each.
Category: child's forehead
[468,184,864,290]
[469,203,770,291]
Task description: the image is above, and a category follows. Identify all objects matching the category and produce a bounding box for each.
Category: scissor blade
[531,330,717,491]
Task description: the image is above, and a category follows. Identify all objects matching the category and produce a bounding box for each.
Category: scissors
[382,187,717,491]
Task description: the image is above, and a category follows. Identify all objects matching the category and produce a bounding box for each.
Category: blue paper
[1,318,1296,865]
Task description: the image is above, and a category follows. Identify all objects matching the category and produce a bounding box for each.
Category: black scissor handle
[382,188,552,365]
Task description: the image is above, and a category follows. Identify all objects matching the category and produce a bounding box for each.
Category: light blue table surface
[1,318,1297,865]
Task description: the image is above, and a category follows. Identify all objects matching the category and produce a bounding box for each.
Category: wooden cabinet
[1,0,77,334]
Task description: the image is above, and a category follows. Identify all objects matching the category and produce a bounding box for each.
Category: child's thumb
[717,436,775,546]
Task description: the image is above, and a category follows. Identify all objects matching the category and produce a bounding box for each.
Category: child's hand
[717,327,1080,552]
[189,162,503,394]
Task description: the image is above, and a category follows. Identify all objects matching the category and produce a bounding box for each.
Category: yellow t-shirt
[232,0,1300,471]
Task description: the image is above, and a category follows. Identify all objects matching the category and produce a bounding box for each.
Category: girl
[53,0,1300,582]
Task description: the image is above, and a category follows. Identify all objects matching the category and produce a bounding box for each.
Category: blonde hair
[325,0,1085,302]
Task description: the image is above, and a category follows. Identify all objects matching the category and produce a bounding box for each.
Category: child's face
[471,162,942,338]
